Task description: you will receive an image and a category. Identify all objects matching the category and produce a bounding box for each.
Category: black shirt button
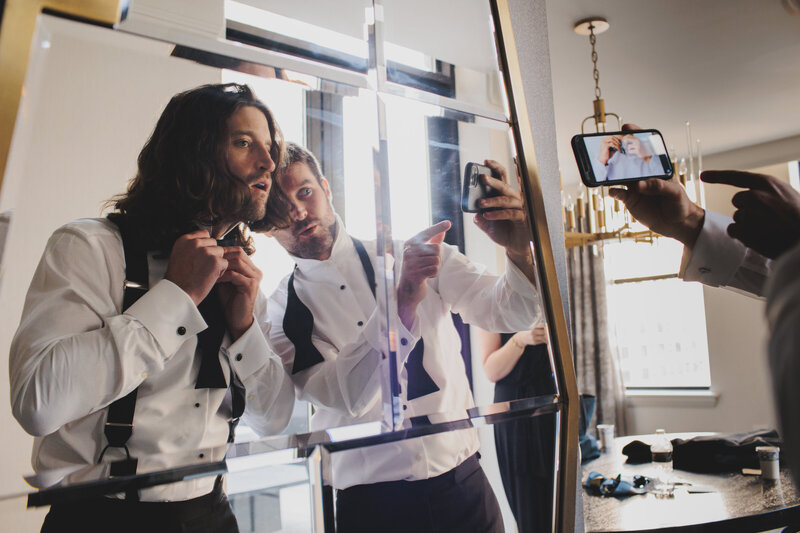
[194,403,200,408]
[400,338,408,346]
[235,353,243,362]
[340,284,346,290]
[402,404,408,410]
[198,453,204,458]
[357,321,364,327]
[177,326,186,335]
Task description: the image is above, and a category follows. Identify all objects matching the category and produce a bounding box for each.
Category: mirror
[0,2,568,531]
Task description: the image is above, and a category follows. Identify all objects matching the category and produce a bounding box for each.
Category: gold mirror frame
[490,1,579,530]
[0,0,579,530]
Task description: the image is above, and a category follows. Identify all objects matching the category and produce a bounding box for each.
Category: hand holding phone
[461,162,501,213]
[572,129,673,187]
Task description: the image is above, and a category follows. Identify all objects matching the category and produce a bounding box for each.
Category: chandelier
[563,18,705,249]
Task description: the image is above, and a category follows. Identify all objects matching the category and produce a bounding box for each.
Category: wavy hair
[108,83,291,254]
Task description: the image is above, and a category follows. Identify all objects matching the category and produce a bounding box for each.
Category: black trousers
[40,478,239,533]
[335,454,504,533]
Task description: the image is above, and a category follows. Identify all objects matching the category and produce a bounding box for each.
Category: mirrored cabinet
[0,1,577,531]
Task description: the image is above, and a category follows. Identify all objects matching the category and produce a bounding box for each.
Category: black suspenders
[283,237,439,399]
[100,219,245,473]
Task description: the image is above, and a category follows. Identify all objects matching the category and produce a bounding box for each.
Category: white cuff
[228,319,275,380]
[680,210,747,287]
[124,279,206,359]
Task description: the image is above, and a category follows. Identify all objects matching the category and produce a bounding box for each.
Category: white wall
[0,16,220,530]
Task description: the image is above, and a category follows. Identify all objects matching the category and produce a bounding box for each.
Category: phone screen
[572,130,673,186]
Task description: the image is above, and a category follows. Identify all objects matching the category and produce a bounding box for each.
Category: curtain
[566,208,627,436]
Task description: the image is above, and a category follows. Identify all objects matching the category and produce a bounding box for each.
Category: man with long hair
[10,83,295,532]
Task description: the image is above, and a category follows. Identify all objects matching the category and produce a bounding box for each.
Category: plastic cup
[756,446,780,481]
[597,424,615,453]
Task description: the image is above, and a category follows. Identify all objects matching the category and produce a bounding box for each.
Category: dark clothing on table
[335,453,503,533]
[493,335,557,533]
[40,477,239,533]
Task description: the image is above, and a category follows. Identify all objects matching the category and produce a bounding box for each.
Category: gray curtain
[566,208,627,436]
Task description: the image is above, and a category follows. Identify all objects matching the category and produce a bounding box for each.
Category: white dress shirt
[680,210,771,296]
[267,220,540,489]
[10,218,295,501]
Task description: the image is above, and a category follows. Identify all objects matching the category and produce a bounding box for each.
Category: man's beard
[239,192,267,223]
[288,219,337,259]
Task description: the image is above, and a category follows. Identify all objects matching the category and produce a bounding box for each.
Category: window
[604,237,712,389]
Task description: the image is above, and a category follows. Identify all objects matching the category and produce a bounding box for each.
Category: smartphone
[461,162,501,213]
[571,129,673,187]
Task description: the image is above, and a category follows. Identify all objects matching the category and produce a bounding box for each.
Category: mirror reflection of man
[258,143,541,533]
[597,133,663,181]
[10,84,295,533]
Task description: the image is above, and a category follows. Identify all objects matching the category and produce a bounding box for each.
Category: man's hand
[472,159,538,282]
[607,178,705,247]
[473,160,529,254]
[606,123,704,247]
[217,247,264,340]
[598,135,622,165]
[165,230,227,306]
[702,170,800,259]
[397,220,451,330]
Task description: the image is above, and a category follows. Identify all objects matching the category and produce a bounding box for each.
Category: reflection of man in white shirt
[260,143,541,533]
[597,134,664,181]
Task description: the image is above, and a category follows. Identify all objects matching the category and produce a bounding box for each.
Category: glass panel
[225,0,371,73]
[375,90,558,531]
[380,0,506,118]
[0,5,563,532]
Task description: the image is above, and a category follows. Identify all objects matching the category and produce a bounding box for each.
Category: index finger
[480,172,517,196]
[701,170,773,191]
[483,159,508,181]
[409,220,452,244]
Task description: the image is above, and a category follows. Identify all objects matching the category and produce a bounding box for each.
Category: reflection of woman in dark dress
[477,324,558,533]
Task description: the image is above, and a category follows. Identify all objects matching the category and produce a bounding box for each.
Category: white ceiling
[545,0,800,184]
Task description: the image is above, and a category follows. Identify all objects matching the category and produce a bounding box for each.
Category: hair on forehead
[282,142,325,185]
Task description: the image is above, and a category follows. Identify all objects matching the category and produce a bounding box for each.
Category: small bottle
[651,429,674,496]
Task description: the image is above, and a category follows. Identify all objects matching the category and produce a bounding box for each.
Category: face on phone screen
[573,130,673,186]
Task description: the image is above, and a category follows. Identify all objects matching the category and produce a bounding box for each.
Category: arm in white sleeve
[267,281,419,418]
[765,241,800,481]
[680,210,772,297]
[234,293,296,436]
[10,224,206,437]
[434,243,540,332]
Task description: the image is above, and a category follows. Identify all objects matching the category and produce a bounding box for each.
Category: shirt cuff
[504,253,536,294]
[228,319,275,380]
[124,279,206,358]
[361,308,421,365]
[680,210,747,287]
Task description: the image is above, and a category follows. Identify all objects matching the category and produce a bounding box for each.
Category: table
[582,433,800,532]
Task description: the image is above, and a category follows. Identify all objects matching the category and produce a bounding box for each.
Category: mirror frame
[0,0,580,530]
[490,1,579,530]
